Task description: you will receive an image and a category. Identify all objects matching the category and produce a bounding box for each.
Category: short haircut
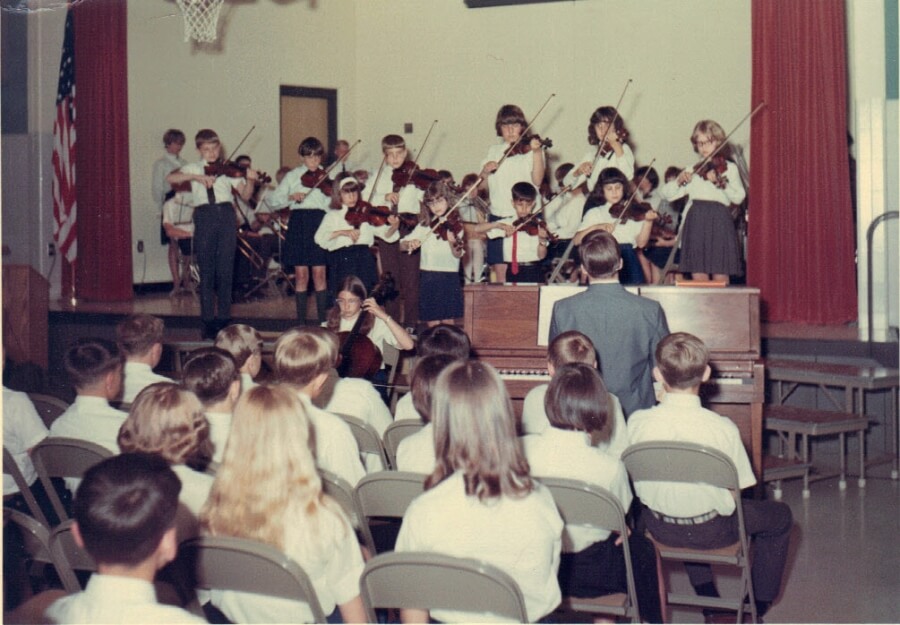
[691,120,730,157]
[548,331,596,369]
[664,166,682,182]
[298,136,325,157]
[544,363,608,434]
[410,354,456,424]
[555,163,574,185]
[163,129,185,147]
[116,314,165,357]
[275,326,338,387]
[215,324,263,369]
[63,338,123,391]
[494,104,527,136]
[511,181,537,203]
[580,230,621,279]
[417,324,471,360]
[118,382,212,468]
[635,165,659,191]
[182,347,238,406]
[74,453,181,567]
[597,166,629,194]
[655,332,710,389]
[194,128,219,148]
[381,134,406,152]
[587,106,626,145]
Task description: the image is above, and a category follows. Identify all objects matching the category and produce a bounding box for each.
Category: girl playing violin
[400,181,465,327]
[574,167,657,285]
[659,120,746,283]
[480,104,547,283]
[314,175,399,297]
[566,106,635,192]
[265,137,331,323]
[475,182,550,284]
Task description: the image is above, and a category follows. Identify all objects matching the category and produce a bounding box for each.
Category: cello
[336,274,398,379]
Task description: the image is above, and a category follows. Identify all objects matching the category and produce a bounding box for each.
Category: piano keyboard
[498,369,551,382]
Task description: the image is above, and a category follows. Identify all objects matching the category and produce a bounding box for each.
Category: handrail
[866,211,898,343]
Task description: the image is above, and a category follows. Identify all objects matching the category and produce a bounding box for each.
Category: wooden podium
[2,264,49,369]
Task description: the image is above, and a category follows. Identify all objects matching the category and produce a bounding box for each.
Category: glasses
[335,297,361,306]
[695,138,716,148]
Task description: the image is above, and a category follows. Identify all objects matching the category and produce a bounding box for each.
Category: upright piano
[463,284,765,478]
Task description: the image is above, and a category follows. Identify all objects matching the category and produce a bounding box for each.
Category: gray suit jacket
[549,282,669,417]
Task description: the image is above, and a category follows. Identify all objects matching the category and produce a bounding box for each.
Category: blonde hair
[200,384,349,556]
[274,326,338,387]
[691,120,732,158]
[215,324,263,369]
[656,332,710,389]
[118,383,212,468]
[427,360,533,501]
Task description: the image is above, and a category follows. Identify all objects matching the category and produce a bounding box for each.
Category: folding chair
[26,393,70,429]
[360,551,528,623]
[175,535,326,623]
[30,438,113,523]
[4,507,62,593]
[320,469,367,548]
[4,447,50,527]
[48,519,95,593]
[540,477,641,623]
[622,441,757,624]
[382,420,425,469]
[352,471,425,555]
[334,413,391,470]
[382,344,409,413]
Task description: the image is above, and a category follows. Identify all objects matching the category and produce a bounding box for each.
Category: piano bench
[765,405,869,498]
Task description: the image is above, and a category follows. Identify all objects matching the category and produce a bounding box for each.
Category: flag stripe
[52,9,77,263]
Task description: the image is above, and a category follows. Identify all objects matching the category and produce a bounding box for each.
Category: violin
[609,200,653,224]
[507,134,553,157]
[691,154,729,190]
[300,168,334,196]
[344,202,394,228]
[392,161,442,192]
[430,212,467,254]
[649,213,678,244]
[336,274,398,380]
[598,127,630,158]
[204,159,271,185]
[512,215,558,242]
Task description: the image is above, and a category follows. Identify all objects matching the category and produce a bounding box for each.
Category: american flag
[52,9,77,262]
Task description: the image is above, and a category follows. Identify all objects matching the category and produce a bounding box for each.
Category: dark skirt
[486,214,505,265]
[679,200,742,276]
[419,270,463,321]
[282,209,327,268]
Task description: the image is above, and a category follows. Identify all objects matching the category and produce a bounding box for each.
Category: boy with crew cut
[627,332,793,619]
[181,347,240,464]
[44,453,206,624]
[215,323,264,392]
[167,129,259,338]
[116,313,171,404]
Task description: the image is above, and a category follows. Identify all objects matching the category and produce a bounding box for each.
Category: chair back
[539,477,640,621]
[4,507,52,565]
[3,447,50,527]
[26,393,70,429]
[319,468,367,546]
[360,551,528,623]
[48,519,95,592]
[335,413,391,470]
[382,343,409,413]
[353,471,425,554]
[176,535,326,623]
[31,438,113,522]
[382,420,425,468]
[621,441,739,491]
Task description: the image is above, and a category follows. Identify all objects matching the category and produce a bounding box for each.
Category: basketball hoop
[175,0,224,43]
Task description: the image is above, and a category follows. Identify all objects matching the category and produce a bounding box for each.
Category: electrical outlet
[48,242,56,257]
[137,240,144,253]
[404,122,413,134]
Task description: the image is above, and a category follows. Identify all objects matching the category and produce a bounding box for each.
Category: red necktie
[511,231,519,275]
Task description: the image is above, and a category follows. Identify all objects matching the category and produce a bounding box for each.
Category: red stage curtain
[72,0,132,301]
[748,0,857,324]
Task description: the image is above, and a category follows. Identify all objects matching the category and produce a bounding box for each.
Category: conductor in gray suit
[549,230,669,417]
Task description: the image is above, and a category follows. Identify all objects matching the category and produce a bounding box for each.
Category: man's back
[549,282,668,417]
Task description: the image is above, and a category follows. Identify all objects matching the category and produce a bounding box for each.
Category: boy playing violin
[167,129,258,339]
[476,181,549,284]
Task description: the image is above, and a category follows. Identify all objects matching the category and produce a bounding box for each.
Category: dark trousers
[194,203,237,322]
[641,500,793,603]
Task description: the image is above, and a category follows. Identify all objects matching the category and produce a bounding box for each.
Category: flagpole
[69,262,77,306]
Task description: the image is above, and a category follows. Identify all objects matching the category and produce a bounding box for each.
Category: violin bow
[223,125,256,164]
[310,139,362,195]
[691,102,766,173]
[582,79,632,177]
[611,158,656,231]
[495,93,556,169]
[511,183,574,235]
[366,156,388,203]
[403,119,440,186]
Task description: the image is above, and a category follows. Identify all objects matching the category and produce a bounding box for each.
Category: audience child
[522,363,662,622]
[477,181,549,284]
[116,314,171,404]
[566,105,636,191]
[480,104,547,283]
[215,323,265,392]
[395,360,563,623]
[151,128,188,294]
[392,324,471,422]
[51,339,127,458]
[117,382,214,538]
[521,331,628,458]
[181,347,241,464]
[45,453,206,624]
[627,332,793,619]
[201,385,366,623]
[394,354,456,474]
[399,180,465,327]
[274,327,366,486]
[265,136,332,323]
